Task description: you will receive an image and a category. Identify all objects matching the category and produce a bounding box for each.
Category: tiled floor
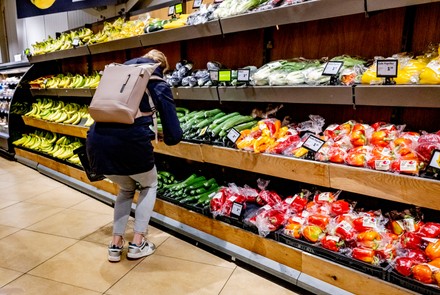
[0,157,309,295]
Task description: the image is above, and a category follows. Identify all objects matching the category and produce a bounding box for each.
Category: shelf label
[193,0,203,9]
[175,3,183,14]
[72,37,80,47]
[374,159,391,171]
[237,68,251,82]
[227,127,241,143]
[168,5,175,16]
[231,202,244,218]
[428,149,440,170]
[218,70,232,82]
[400,160,418,173]
[209,70,219,82]
[376,59,398,78]
[302,134,325,152]
[322,61,344,76]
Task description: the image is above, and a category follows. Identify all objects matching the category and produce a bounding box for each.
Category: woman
[86,49,182,262]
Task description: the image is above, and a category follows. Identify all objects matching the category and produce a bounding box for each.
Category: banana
[55,111,68,123]
[84,114,95,127]
[53,146,66,158]
[13,135,29,146]
[48,144,60,155]
[58,148,74,160]
[56,136,67,145]
[63,112,78,124]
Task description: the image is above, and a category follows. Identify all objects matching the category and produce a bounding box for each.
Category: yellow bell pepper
[420,58,440,84]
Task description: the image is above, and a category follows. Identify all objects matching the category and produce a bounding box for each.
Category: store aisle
[0,157,309,295]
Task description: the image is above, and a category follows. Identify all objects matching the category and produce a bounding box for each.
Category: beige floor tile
[0,274,101,295]
[0,267,22,288]
[0,224,20,239]
[0,199,18,210]
[83,219,170,248]
[29,241,139,293]
[0,202,64,228]
[220,267,298,295]
[0,181,62,202]
[107,254,234,295]
[156,236,235,269]
[0,230,77,272]
[70,198,114,215]
[27,208,113,239]
[26,186,89,208]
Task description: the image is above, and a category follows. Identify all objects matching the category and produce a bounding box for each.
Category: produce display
[12,131,82,165]
[23,98,94,127]
[29,72,101,89]
[157,171,219,208]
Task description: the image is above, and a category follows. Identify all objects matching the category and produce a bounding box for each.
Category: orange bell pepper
[284,222,302,239]
[426,239,440,260]
[412,264,434,284]
[302,225,323,243]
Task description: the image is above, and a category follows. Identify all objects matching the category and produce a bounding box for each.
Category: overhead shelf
[25,0,440,64]
[354,85,440,108]
[30,88,95,97]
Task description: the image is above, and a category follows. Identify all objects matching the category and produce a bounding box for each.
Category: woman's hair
[143,49,170,73]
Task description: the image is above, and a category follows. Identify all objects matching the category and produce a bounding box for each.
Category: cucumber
[163,173,198,191]
[211,114,243,137]
[210,112,240,127]
[186,178,208,190]
[221,115,254,131]
[194,112,226,129]
[203,178,217,188]
[203,108,222,118]
[176,107,190,115]
[234,120,258,131]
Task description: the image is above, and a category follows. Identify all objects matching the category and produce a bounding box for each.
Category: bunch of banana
[36,72,101,89]
[87,30,109,44]
[78,72,101,89]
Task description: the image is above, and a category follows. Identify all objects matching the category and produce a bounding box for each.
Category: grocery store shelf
[152,141,203,162]
[30,88,95,97]
[173,86,353,104]
[21,116,88,138]
[140,20,221,47]
[88,36,142,55]
[0,131,8,139]
[355,85,440,108]
[329,164,440,211]
[28,46,90,63]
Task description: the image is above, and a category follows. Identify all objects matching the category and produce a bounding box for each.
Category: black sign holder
[376,59,398,85]
[322,61,344,85]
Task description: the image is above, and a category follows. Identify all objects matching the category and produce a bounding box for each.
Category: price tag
[227,128,241,143]
[168,5,175,16]
[24,48,31,56]
[237,68,250,82]
[193,0,203,9]
[175,3,183,14]
[326,235,340,242]
[338,220,353,232]
[302,134,325,152]
[231,202,243,218]
[218,70,232,82]
[376,59,398,78]
[72,37,80,47]
[214,0,223,3]
[428,149,440,170]
[400,160,418,173]
[362,216,376,228]
[199,126,208,137]
[374,160,391,171]
[322,61,344,76]
[403,218,416,232]
[209,70,219,82]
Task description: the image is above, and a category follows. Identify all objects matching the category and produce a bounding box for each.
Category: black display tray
[389,270,440,295]
[275,231,390,281]
[157,193,211,217]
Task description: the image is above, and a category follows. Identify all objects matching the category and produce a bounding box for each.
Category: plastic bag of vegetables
[213,0,269,19]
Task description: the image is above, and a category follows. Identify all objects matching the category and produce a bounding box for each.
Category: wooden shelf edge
[152,141,203,162]
[329,164,440,211]
[22,116,88,138]
[14,148,117,194]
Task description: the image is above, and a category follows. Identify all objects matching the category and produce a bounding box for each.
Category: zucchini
[204,108,222,118]
[210,114,243,137]
[210,112,240,127]
[221,115,254,131]
[234,120,258,131]
[176,107,190,115]
[194,112,226,129]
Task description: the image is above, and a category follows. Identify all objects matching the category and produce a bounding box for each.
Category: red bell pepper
[352,214,377,233]
[350,123,368,146]
[400,232,423,250]
[313,191,337,205]
[376,243,396,261]
[370,129,392,148]
[285,192,309,213]
[328,146,347,163]
[330,200,351,216]
[334,215,356,241]
[307,214,330,231]
[352,247,377,264]
[394,257,417,277]
[357,230,382,249]
[419,222,440,238]
[407,249,429,263]
[321,235,344,252]
[345,146,369,167]
[302,225,323,243]
[256,190,282,207]
[324,121,354,140]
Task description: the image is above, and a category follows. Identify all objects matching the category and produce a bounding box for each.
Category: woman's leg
[130,166,158,245]
[106,174,138,246]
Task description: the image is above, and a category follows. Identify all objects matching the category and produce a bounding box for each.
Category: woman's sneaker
[108,242,124,262]
[127,239,156,259]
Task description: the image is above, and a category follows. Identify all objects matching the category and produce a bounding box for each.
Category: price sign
[209,70,219,82]
[72,37,80,47]
[175,3,183,14]
[24,48,31,56]
[218,70,232,82]
[428,149,440,170]
[193,0,203,9]
[227,128,241,143]
[237,68,251,82]
[302,134,325,152]
[376,59,398,77]
[322,61,344,76]
[168,5,175,16]
[230,202,244,218]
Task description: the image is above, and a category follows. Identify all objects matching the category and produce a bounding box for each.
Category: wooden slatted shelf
[22,116,88,138]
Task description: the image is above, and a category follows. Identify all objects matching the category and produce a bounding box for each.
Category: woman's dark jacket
[86,57,183,175]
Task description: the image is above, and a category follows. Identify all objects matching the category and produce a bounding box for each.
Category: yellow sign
[30,0,56,9]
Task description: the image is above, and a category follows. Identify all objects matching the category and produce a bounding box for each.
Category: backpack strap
[137,75,165,143]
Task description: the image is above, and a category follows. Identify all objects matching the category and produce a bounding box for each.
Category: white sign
[227,128,241,143]
[376,59,398,77]
[209,70,219,82]
[193,0,203,8]
[237,69,250,82]
[168,5,175,16]
[302,135,325,152]
[428,150,440,169]
[322,61,343,76]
